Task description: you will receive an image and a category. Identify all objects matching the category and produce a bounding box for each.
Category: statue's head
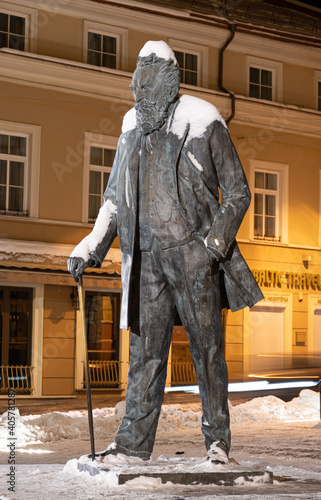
[130,41,180,134]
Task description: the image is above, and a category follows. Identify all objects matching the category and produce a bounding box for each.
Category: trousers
[114,238,230,459]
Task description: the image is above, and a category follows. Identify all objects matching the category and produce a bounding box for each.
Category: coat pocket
[155,201,172,222]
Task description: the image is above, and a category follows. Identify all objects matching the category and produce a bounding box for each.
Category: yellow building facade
[0,0,321,396]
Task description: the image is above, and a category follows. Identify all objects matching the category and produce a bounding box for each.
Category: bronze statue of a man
[68,40,263,464]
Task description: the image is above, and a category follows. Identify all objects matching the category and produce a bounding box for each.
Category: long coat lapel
[116,129,141,270]
[125,129,141,212]
[166,124,189,207]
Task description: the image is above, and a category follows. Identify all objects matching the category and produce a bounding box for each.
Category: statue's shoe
[88,442,119,460]
[207,441,229,465]
[88,442,150,462]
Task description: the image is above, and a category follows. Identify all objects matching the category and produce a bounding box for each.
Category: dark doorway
[85,291,120,387]
[0,287,33,392]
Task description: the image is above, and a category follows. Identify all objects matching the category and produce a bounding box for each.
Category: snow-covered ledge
[0,238,121,275]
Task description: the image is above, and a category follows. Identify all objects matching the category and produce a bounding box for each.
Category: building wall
[1,0,321,394]
[37,13,83,62]
[42,285,75,396]
[283,63,315,108]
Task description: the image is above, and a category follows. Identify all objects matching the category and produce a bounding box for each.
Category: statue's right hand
[67,257,88,284]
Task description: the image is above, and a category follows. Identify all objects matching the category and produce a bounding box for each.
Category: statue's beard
[135,99,169,135]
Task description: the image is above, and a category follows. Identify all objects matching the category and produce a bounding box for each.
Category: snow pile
[158,404,201,431]
[159,390,320,429]
[0,390,319,451]
[231,389,320,425]
[24,409,119,443]
[0,409,46,450]
[0,407,117,451]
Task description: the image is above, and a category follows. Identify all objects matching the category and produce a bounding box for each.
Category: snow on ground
[0,389,319,449]
[0,390,320,499]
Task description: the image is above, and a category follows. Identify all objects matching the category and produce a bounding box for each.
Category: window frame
[249,160,288,244]
[168,38,208,88]
[0,3,37,52]
[0,121,40,219]
[246,56,283,103]
[0,131,28,214]
[253,170,280,240]
[83,132,118,224]
[83,20,128,70]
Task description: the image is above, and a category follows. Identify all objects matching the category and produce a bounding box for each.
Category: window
[88,145,115,221]
[249,67,272,101]
[174,50,198,86]
[0,6,36,52]
[249,160,288,243]
[0,133,27,215]
[83,21,128,70]
[0,12,25,50]
[87,32,116,69]
[254,171,278,238]
[83,132,117,223]
[169,38,208,88]
[246,56,283,102]
[0,122,40,218]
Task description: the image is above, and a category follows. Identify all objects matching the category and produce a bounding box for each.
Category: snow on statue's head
[130,41,180,134]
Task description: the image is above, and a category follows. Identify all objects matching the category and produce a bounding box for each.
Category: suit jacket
[77,95,263,329]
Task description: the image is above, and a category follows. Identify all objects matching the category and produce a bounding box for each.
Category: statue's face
[131,64,172,134]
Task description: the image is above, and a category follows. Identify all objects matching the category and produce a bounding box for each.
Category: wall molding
[1,49,321,139]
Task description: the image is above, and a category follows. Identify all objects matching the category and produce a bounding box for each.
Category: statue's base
[77,456,273,486]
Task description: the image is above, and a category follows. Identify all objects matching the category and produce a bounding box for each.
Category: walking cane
[78,275,95,461]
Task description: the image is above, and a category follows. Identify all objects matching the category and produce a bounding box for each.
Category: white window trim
[82,132,118,223]
[246,55,283,103]
[249,159,288,244]
[168,38,208,88]
[0,120,40,219]
[0,2,37,52]
[314,70,321,112]
[83,20,128,70]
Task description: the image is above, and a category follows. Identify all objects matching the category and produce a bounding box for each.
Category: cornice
[233,96,321,139]
[2,0,321,69]
[1,49,321,138]
[0,49,134,104]
[179,84,321,139]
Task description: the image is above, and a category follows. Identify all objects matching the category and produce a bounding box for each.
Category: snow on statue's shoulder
[122,107,137,134]
[169,94,227,142]
[138,40,177,64]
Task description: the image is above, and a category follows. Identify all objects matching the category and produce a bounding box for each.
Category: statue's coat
[90,96,263,330]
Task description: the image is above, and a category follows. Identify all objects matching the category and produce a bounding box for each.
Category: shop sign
[252,270,321,289]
